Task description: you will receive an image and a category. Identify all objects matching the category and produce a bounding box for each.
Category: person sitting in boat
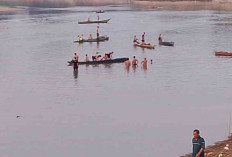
[105,51,114,59]
[132,56,138,66]
[77,35,83,42]
[88,34,93,40]
[73,53,79,62]
[92,52,101,61]
[85,54,89,62]
[158,34,163,42]
[133,35,139,43]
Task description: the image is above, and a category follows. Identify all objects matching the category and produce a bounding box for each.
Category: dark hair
[194,129,200,134]
[133,56,135,58]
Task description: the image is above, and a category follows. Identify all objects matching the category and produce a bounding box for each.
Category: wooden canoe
[68,58,129,65]
[74,36,109,43]
[215,51,232,56]
[78,19,110,24]
[159,41,174,46]
[134,43,155,49]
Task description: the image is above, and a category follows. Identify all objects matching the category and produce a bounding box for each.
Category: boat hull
[134,43,155,49]
[74,36,109,43]
[159,41,174,46]
[78,19,110,24]
[215,51,232,56]
[68,58,129,65]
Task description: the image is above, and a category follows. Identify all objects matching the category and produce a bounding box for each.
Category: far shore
[133,0,232,11]
[0,5,23,13]
[181,134,232,157]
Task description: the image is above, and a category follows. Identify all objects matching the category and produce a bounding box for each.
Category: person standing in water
[141,58,148,69]
[124,59,131,72]
[192,129,205,157]
[96,26,100,40]
[132,56,138,66]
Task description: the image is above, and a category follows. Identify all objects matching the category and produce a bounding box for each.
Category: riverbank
[0,5,23,13]
[182,134,232,157]
[133,0,232,11]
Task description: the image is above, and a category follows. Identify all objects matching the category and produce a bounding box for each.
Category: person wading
[132,56,138,66]
[192,129,205,157]
[141,58,147,69]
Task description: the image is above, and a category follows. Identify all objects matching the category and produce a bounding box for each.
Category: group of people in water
[72,52,151,71]
[133,33,163,44]
[124,56,152,70]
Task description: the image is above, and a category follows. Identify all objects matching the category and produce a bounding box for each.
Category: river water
[1,5,232,157]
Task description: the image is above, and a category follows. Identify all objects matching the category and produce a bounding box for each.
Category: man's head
[97,26,99,28]
[74,53,77,55]
[86,54,88,56]
[145,58,147,60]
[193,129,200,139]
[143,32,145,34]
[133,56,135,59]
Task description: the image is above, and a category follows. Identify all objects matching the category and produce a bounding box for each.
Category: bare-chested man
[73,53,79,62]
[141,58,147,69]
[132,56,138,66]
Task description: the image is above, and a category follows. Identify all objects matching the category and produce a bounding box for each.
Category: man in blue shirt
[192,129,205,157]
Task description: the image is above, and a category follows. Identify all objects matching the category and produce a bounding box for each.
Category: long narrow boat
[78,19,110,24]
[159,41,174,46]
[74,36,109,43]
[134,43,155,49]
[68,58,129,65]
[215,51,232,56]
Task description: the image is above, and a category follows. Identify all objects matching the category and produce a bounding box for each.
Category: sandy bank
[133,1,232,11]
[181,134,232,157]
[0,5,23,13]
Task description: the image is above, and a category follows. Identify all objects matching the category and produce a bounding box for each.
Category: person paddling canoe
[142,32,145,44]
[96,26,100,40]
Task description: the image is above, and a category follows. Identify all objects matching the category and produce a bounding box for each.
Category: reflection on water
[73,70,78,79]
[0,6,232,157]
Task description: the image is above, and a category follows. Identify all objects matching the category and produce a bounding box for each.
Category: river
[0,5,232,157]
